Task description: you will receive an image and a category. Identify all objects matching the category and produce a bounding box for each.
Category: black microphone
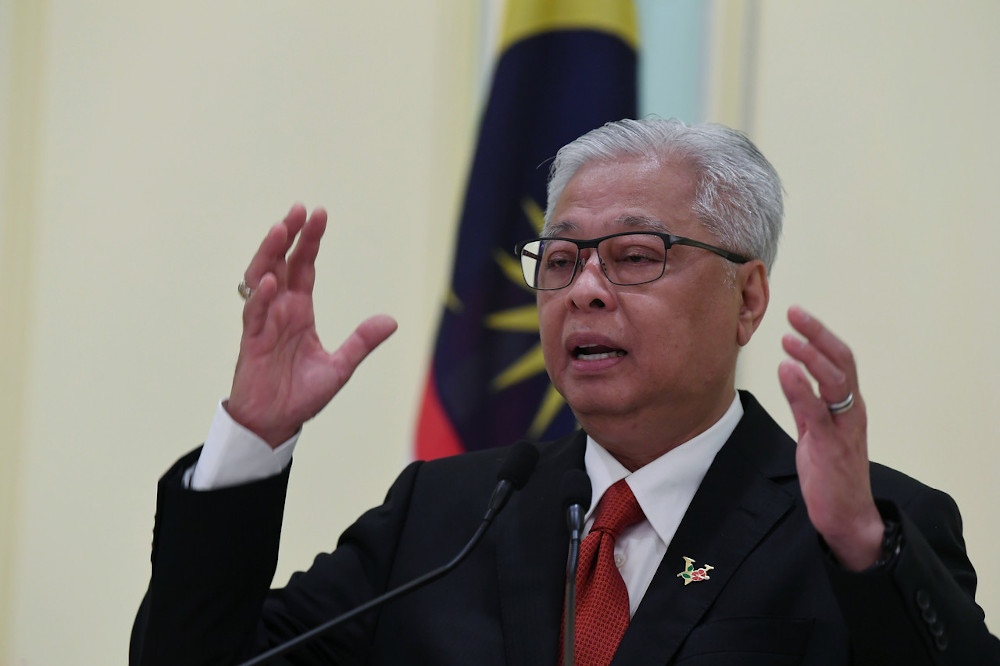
[485,440,539,521]
[560,469,592,666]
[238,440,539,666]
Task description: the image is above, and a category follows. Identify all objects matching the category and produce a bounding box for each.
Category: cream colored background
[1,1,997,663]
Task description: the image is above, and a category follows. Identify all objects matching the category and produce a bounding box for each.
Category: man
[131,118,999,664]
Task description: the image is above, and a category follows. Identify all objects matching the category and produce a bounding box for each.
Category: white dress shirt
[184,401,298,490]
[582,393,742,616]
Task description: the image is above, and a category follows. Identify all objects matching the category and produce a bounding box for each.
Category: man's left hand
[778,305,885,571]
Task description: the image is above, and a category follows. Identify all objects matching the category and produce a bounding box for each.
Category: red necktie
[564,478,645,665]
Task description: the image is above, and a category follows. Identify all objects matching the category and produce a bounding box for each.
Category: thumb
[330,314,398,381]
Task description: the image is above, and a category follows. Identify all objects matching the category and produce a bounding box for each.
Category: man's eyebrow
[544,221,578,237]
[617,216,670,232]
[545,216,670,237]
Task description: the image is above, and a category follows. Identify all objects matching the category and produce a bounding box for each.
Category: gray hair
[544,117,783,273]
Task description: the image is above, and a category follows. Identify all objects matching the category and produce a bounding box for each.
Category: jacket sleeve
[824,489,1000,665]
[129,447,423,665]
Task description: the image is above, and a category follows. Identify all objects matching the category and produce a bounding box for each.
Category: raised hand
[227,204,398,447]
[778,305,884,571]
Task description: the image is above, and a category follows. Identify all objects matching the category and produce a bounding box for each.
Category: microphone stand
[560,469,591,666]
[563,503,585,666]
[237,441,538,666]
[239,517,493,666]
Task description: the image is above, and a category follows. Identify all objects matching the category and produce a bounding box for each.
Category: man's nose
[567,249,613,309]
[574,249,606,282]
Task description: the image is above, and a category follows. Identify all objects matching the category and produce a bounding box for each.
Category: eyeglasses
[513,231,750,290]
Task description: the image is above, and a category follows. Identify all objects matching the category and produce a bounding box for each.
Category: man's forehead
[546,157,698,235]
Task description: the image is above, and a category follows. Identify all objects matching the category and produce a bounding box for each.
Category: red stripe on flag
[414,371,464,461]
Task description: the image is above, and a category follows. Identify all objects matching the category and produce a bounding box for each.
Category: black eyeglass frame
[513,231,751,291]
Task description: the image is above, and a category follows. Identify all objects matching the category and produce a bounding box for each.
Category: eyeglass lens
[519,234,667,289]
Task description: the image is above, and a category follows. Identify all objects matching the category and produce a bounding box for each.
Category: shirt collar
[583,392,744,544]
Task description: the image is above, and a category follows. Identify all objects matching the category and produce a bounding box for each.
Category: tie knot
[591,479,644,537]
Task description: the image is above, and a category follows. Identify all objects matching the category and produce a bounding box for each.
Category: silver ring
[238,279,253,301]
[827,391,855,415]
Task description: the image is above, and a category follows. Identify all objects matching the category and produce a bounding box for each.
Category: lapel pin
[677,556,714,585]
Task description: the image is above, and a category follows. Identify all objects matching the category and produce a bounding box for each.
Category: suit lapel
[612,393,799,664]
[496,431,587,665]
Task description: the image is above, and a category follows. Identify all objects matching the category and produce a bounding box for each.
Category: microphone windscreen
[560,469,592,512]
[498,441,540,488]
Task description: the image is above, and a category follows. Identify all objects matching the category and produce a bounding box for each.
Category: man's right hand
[227,204,398,448]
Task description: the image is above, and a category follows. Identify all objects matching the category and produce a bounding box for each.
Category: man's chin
[562,392,634,425]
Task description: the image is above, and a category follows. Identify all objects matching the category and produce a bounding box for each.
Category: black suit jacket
[131,393,1000,664]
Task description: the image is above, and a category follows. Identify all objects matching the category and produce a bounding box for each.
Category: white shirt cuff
[184,401,298,490]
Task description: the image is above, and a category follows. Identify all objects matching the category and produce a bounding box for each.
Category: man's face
[538,157,759,436]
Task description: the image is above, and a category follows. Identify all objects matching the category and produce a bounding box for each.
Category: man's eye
[544,254,574,270]
[617,248,659,264]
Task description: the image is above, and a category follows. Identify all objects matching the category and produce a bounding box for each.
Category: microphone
[238,440,539,666]
[485,440,539,521]
[560,469,592,666]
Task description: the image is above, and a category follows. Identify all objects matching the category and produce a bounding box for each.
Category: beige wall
[0,1,481,662]
[732,0,1000,635]
[1,1,997,663]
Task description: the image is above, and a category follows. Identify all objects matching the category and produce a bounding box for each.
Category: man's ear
[736,260,769,347]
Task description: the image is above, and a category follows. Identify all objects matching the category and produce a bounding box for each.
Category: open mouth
[573,343,627,361]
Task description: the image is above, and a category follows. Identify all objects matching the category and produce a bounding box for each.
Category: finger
[243,204,307,288]
[282,202,308,241]
[781,334,851,405]
[244,223,287,288]
[778,360,829,438]
[287,207,327,294]
[787,305,857,384]
[268,204,309,287]
[242,273,278,337]
[328,314,399,386]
